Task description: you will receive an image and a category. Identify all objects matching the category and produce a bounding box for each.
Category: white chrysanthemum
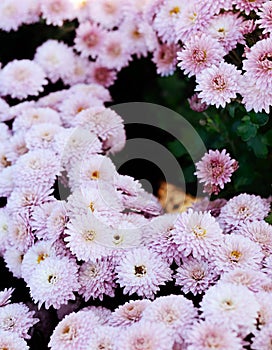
[0,303,38,339]
[172,209,223,259]
[69,83,111,103]
[201,283,260,335]
[66,184,124,218]
[6,132,28,163]
[25,123,63,150]
[0,209,10,253]
[21,241,58,283]
[14,149,61,187]
[34,40,75,83]
[0,99,11,122]
[64,212,112,261]
[0,0,29,31]
[28,256,79,309]
[56,127,102,171]
[212,234,264,273]
[3,246,24,278]
[41,0,74,26]
[68,154,117,190]
[142,295,197,342]
[61,55,90,86]
[89,0,125,29]
[85,325,118,350]
[0,59,47,99]
[7,212,33,252]
[12,106,61,132]
[49,310,100,350]
[0,329,29,350]
[0,166,14,197]
[116,247,172,299]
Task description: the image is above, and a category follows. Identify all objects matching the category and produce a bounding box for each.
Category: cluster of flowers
[0,0,272,112]
[0,288,38,349]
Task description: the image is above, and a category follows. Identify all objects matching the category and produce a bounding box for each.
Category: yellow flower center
[192,225,207,237]
[169,6,180,15]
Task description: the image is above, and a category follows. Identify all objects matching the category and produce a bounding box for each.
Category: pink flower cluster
[0,0,271,112]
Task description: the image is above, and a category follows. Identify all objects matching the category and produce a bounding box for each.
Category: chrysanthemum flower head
[142,294,197,342]
[0,0,29,32]
[195,149,238,195]
[41,0,74,26]
[243,38,272,91]
[234,0,266,16]
[116,321,174,350]
[0,302,38,339]
[200,282,260,335]
[186,319,244,350]
[0,329,29,350]
[74,21,107,59]
[218,193,270,232]
[78,257,116,301]
[28,256,79,309]
[110,299,151,327]
[116,247,172,299]
[256,2,272,35]
[152,42,178,77]
[171,209,223,259]
[195,62,242,108]
[89,0,125,29]
[175,257,218,295]
[88,62,117,88]
[0,59,47,100]
[49,310,100,350]
[3,246,24,278]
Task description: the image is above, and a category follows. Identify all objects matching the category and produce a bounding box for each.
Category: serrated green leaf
[236,122,257,141]
[247,136,268,158]
[250,113,269,126]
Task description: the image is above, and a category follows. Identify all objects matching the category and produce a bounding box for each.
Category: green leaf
[262,129,272,146]
[167,140,186,158]
[247,136,268,158]
[236,122,257,141]
[250,113,269,126]
[265,212,272,225]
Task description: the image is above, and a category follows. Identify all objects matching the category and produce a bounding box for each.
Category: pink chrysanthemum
[237,220,272,256]
[41,0,74,26]
[243,38,272,91]
[186,320,244,350]
[221,268,270,293]
[0,288,14,307]
[116,321,174,350]
[177,34,225,78]
[0,166,14,197]
[207,13,245,53]
[212,234,264,273]
[88,63,117,88]
[0,59,47,100]
[6,133,28,163]
[234,0,266,16]
[69,83,111,103]
[61,55,90,86]
[218,193,270,232]
[110,299,151,327]
[0,302,38,339]
[115,247,172,299]
[46,202,67,242]
[34,40,75,83]
[257,2,272,35]
[99,31,132,71]
[202,0,234,15]
[85,325,118,349]
[64,212,112,261]
[171,209,223,259]
[195,62,242,108]
[200,283,259,335]
[25,123,62,150]
[31,201,57,239]
[188,93,208,112]
[0,0,29,32]
[0,98,10,122]
[252,324,272,350]
[28,256,79,309]
[142,295,197,342]
[49,310,100,350]
[175,257,218,295]
[256,292,272,328]
[143,213,181,264]
[152,42,178,77]
[78,257,117,301]
[241,73,272,113]
[0,329,29,350]
[74,21,106,59]
[195,149,238,195]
